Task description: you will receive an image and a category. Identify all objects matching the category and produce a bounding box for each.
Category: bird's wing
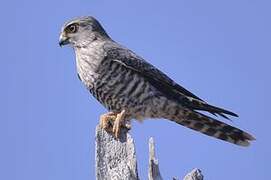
[105,46,238,118]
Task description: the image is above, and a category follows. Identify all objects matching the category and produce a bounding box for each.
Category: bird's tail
[167,108,255,146]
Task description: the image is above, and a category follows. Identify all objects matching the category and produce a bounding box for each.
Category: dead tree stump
[95,125,203,180]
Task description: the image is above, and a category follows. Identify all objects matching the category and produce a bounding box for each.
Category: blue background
[1,0,270,179]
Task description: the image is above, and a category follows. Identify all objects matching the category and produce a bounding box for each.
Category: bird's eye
[66,24,78,33]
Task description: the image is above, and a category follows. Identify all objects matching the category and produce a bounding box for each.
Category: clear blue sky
[1,0,270,179]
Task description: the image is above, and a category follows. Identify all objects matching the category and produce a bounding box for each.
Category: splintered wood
[95,125,203,180]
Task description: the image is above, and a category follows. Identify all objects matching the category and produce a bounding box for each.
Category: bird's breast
[91,60,157,114]
[75,45,105,89]
[76,48,161,120]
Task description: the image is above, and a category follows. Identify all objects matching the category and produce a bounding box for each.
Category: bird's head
[59,16,109,47]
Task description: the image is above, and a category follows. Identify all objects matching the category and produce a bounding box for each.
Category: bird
[59,16,255,146]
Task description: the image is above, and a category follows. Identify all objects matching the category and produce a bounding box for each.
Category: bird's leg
[112,110,128,138]
[99,112,117,130]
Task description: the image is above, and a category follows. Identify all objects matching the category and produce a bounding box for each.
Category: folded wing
[105,46,238,119]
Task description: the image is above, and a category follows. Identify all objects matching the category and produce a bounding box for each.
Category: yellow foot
[100,110,131,139]
[112,110,126,138]
[99,112,116,130]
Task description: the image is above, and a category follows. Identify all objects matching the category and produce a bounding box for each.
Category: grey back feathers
[60,16,255,146]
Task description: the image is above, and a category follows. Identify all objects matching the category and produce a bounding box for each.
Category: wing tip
[222,110,238,118]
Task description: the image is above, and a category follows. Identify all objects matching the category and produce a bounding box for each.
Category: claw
[99,112,116,130]
[99,110,130,139]
[112,110,126,138]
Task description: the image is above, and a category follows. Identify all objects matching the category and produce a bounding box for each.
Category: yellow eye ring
[66,24,78,33]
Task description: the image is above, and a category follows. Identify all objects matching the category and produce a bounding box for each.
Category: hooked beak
[59,33,70,47]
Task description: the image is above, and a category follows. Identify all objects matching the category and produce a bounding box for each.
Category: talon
[100,110,131,139]
[99,112,116,130]
[113,117,120,138]
[112,110,126,138]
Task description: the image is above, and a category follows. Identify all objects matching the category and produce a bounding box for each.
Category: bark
[95,126,139,180]
[95,125,203,180]
[148,137,163,180]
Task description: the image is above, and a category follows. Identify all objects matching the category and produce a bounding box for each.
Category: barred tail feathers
[169,109,255,147]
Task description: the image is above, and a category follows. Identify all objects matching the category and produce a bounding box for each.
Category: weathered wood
[95,125,139,180]
[95,125,203,180]
[148,137,163,180]
[147,137,203,180]
[183,169,203,180]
